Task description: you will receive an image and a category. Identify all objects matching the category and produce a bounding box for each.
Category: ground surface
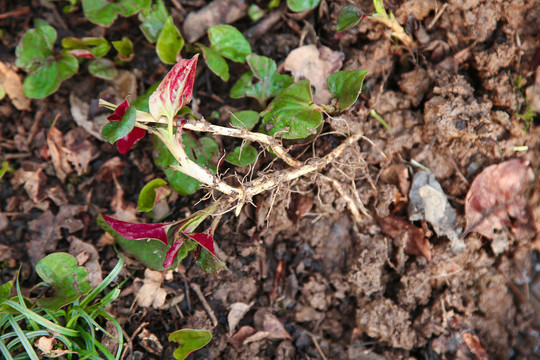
[1,0,540,359]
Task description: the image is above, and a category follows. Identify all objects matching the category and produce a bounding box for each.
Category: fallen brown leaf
[69,236,103,287]
[283,45,343,104]
[378,215,431,262]
[11,162,48,203]
[229,326,256,351]
[135,269,168,308]
[95,156,127,182]
[465,158,535,241]
[47,122,73,182]
[111,175,138,222]
[64,127,98,176]
[228,302,254,337]
[0,61,30,111]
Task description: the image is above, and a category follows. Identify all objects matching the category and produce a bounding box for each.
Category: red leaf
[465,159,535,240]
[69,49,95,59]
[107,99,146,154]
[185,230,215,256]
[149,54,199,121]
[163,237,185,268]
[378,216,431,262]
[101,215,170,245]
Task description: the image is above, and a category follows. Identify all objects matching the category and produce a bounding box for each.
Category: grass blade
[4,301,78,337]
[0,339,14,360]
[7,315,39,360]
[80,256,124,309]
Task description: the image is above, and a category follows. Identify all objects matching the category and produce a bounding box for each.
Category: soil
[1,0,540,359]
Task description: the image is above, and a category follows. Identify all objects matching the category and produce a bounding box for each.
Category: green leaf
[198,43,228,81]
[208,25,251,62]
[230,110,259,130]
[82,0,150,27]
[97,215,184,270]
[61,37,111,58]
[336,5,365,32]
[112,36,134,61]
[287,0,320,12]
[15,24,55,70]
[169,329,212,360]
[326,70,368,111]
[225,144,257,166]
[88,58,118,79]
[230,54,293,106]
[248,4,265,21]
[35,253,92,311]
[261,80,323,140]
[156,16,184,64]
[102,105,137,143]
[138,0,168,43]
[153,133,219,196]
[137,178,169,212]
[22,54,78,99]
[0,281,13,303]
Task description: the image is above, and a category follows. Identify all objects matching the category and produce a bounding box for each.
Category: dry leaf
[69,93,105,140]
[64,128,98,175]
[229,326,256,351]
[136,269,168,308]
[47,123,73,182]
[283,44,343,104]
[465,158,535,242]
[11,162,48,203]
[182,0,248,43]
[95,156,127,182]
[378,215,431,262]
[0,61,30,110]
[228,302,254,337]
[69,236,103,287]
[462,332,488,360]
[111,175,138,222]
[27,206,86,265]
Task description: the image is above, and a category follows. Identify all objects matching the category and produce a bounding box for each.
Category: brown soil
[1,0,540,359]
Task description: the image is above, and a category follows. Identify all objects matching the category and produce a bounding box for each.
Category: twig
[190,283,218,327]
[320,175,365,223]
[0,6,30,19]
[311,334,328,360]
[427,3,448,31]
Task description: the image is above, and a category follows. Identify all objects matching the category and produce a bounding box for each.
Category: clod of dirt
[408,171,463,252]
[397,264,432,310]
[465,158,535,250]
[347,233,387,297]
[182,0,248,43]
[526,67,540,113]
[283,44,343,104]
[213,277,258,304]
[397,68,432,107]
[301,275,329,311]
[356,298,416,350]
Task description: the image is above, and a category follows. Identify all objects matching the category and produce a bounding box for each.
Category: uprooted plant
[98,54,372,273]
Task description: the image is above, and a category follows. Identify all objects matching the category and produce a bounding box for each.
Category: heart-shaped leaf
[0,281,13,304]
[137,178,169,212]
[225,144,257,166]
[169,329,212,360]
[261,80,323,140]
[98,215,183,270]
[336,5,365,32]
[208,25,251,63]
[287,0,320,12]
[327,70,368,111]
[35,253,92,311]
[156,16,184,64]
[15,24,79,99]
[230,54,294,106]
[102,103,137,144]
